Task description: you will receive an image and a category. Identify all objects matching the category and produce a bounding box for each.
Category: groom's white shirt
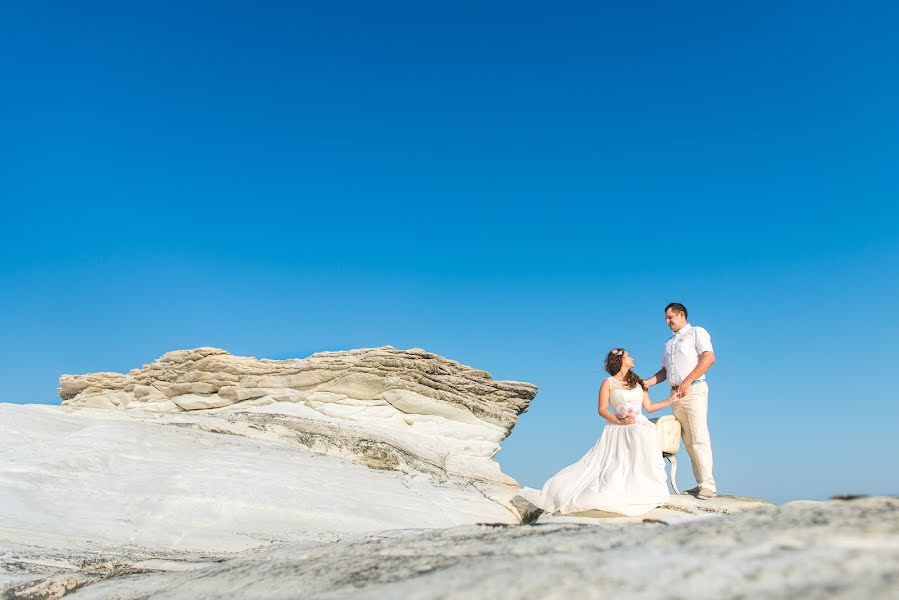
[663,323,714,385]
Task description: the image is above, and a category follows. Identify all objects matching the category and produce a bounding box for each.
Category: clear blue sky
[2,1,897,504]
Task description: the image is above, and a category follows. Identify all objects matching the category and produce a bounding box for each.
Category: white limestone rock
[0,347,539,570]
[0,403,520,558]
[57,347,537,487]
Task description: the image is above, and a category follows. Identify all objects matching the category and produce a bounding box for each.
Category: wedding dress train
[518,377,670,517]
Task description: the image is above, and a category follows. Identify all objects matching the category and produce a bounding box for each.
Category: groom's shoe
[683,486,701,496]
[696,488,717,500]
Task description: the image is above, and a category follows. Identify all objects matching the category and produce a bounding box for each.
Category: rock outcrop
[58,347,538,486]
[1,347,539,562]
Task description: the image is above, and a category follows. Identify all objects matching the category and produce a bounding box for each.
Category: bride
[517,348,678,517]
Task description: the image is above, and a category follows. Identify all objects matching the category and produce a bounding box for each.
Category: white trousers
[672,382,716,493]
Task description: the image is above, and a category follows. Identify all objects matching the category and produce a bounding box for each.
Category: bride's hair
[604,348,646,390]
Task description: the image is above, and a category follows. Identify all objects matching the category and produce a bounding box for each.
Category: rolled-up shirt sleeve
[695,327,714,354]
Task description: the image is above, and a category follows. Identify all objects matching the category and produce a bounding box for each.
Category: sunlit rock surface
[3,497,895,599]
[58,347,537,486]
[2,348,538,558]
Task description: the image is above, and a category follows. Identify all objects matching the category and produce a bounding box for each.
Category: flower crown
[611,348,625,356]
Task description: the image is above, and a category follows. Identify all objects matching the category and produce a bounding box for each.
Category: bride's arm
[598,380,628,425]
[642,390,677,413]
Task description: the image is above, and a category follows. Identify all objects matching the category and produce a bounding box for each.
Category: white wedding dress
[518,377,671,517]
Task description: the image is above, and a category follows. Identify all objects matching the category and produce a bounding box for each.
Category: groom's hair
[665,302,688,318]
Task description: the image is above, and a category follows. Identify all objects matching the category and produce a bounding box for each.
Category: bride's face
[623,352,635,369]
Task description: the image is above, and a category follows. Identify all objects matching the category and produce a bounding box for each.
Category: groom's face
[665,308,686,332]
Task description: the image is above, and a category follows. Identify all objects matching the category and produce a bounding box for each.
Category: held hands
[676,380,692,398]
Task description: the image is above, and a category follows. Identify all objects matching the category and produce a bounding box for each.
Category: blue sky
[2,1,897,504]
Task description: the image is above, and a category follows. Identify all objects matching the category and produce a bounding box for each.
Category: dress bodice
[607,377,645,418]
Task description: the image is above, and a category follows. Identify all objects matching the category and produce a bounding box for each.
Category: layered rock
[58,347,537,486]
[0,347,538,562]
[59,347,533,430]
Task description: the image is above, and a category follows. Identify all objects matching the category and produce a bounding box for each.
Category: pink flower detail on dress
[615,403,639,420]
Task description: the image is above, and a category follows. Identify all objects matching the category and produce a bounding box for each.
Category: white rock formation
[58,347,536,487]
[2,348,538,564]
[0,404,523,555]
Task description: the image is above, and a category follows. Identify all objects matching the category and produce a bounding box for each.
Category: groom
[644,302,717,500]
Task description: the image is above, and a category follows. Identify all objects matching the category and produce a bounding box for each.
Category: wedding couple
[517,302,717,518]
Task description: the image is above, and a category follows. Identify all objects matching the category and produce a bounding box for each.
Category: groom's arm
[644,367,667,388]
[675,351,716,396]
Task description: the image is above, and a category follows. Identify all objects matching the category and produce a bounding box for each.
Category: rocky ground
[3,497,896,599]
